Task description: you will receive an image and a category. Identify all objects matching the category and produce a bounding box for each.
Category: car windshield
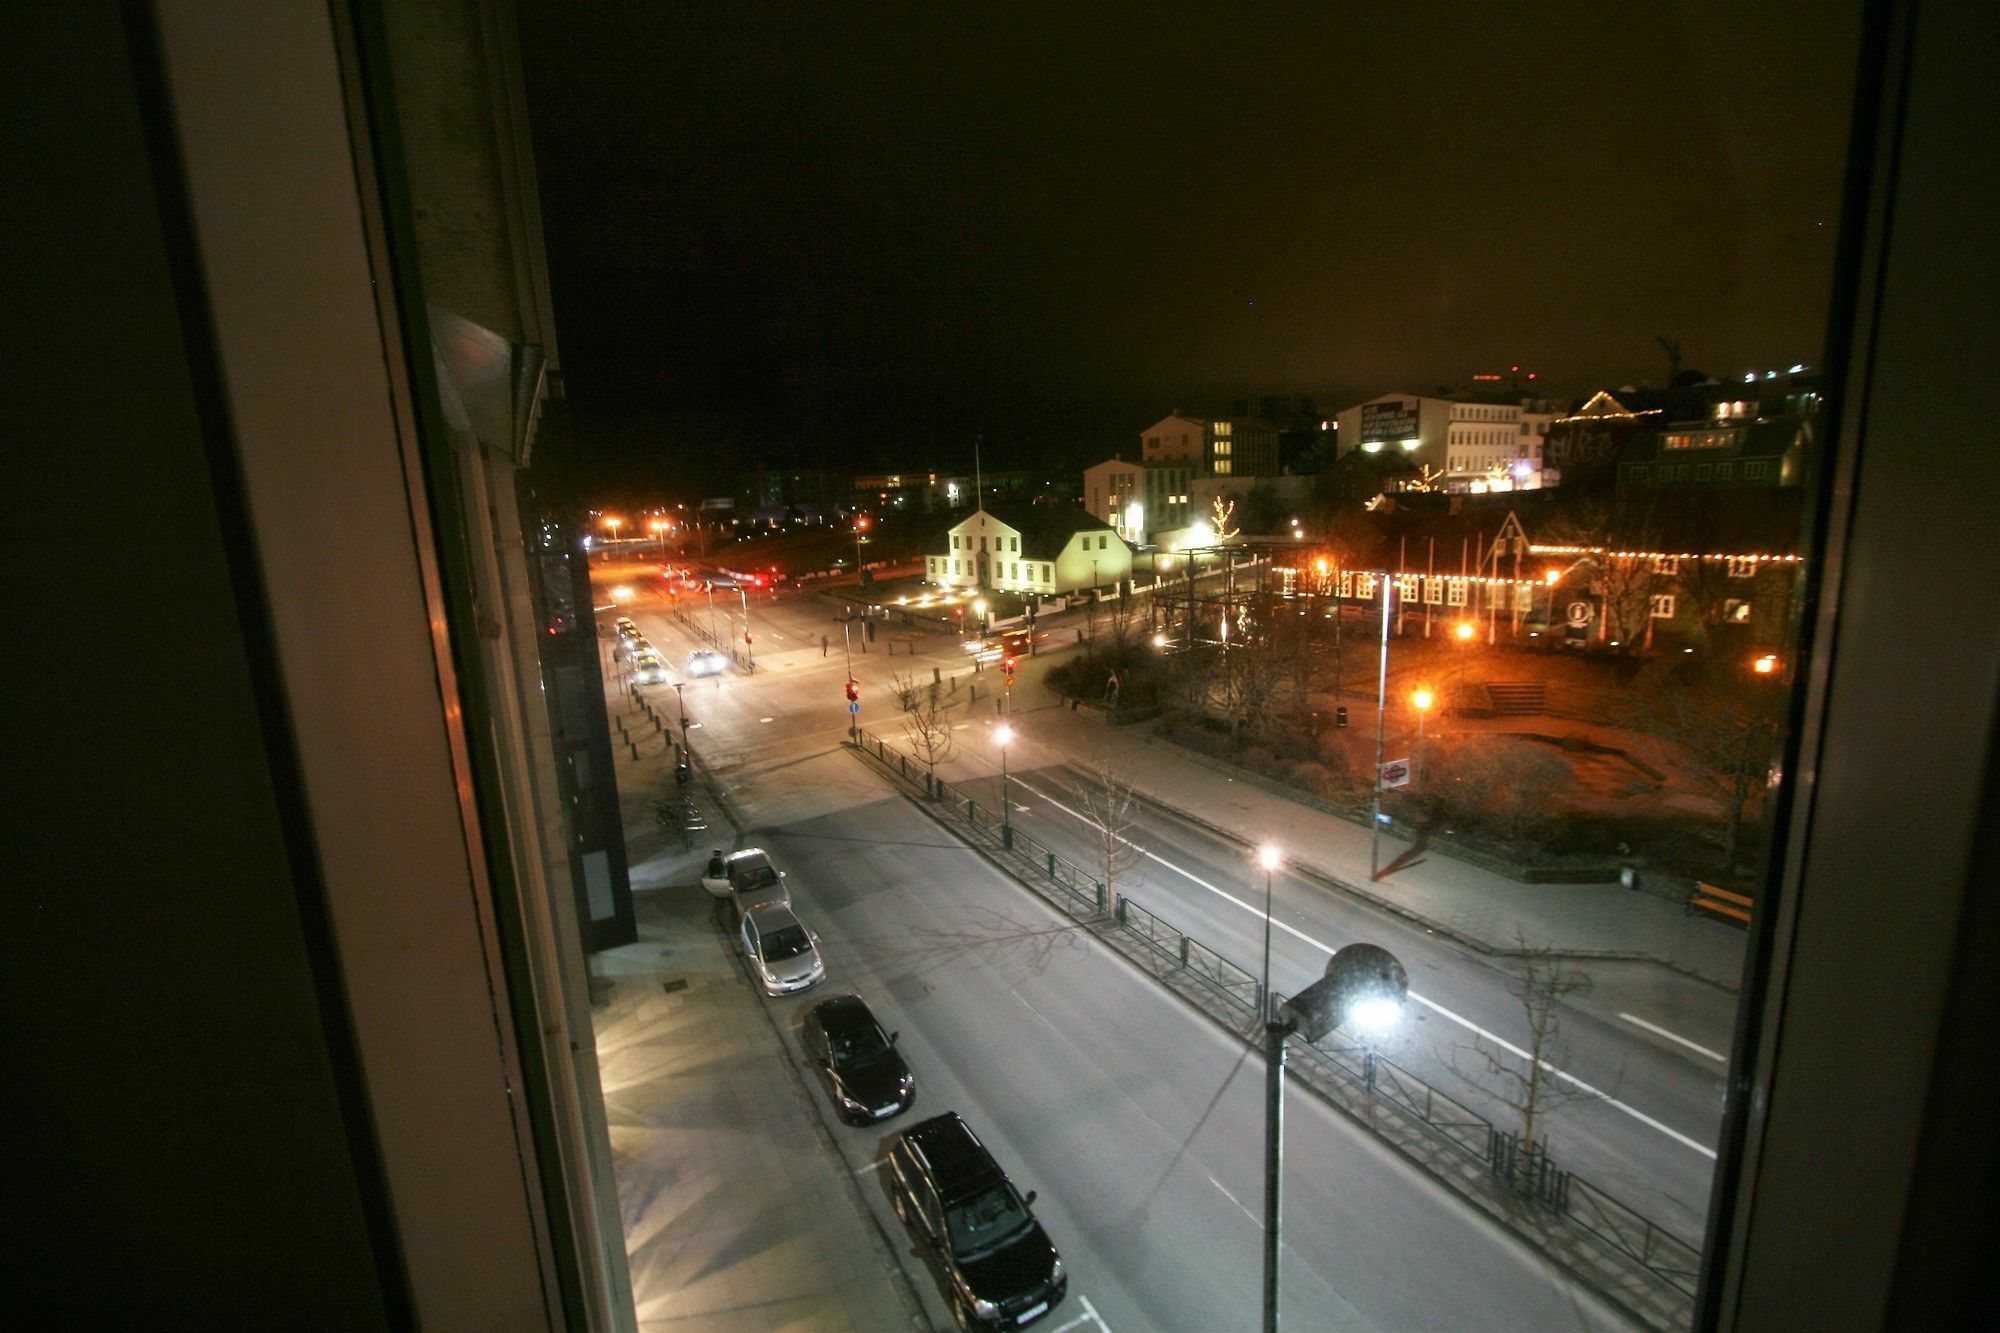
[760,925,811,960]
[829,1024,890,1065]
[945,1183,1032,1258]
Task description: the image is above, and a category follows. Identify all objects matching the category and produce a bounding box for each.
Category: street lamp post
[1263,943,1409,1333]
[1369,574,1395,880]
[854,515,870,580]
[1258,845,1282,1021]
[995,724,1015,849]
[735,586,753,669]
[670,681,688,734]
[1412,688,1434,783]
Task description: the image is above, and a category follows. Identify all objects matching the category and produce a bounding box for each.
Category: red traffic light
[1002,656,1016,675]
[844,678,859,702]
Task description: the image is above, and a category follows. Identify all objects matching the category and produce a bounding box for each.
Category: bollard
[933,666,941,685]
[627,740,639,760]
[1115,896,1128,927]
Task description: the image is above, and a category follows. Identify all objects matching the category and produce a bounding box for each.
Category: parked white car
[701,848,788,908]
[739,903,824,996]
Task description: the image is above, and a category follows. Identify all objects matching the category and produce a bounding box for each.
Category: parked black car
[887,1112,1066,1330]
[803,994,915,1124]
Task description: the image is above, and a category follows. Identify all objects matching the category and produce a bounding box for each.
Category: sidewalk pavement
[972,662,1747,992]
[588,684,927,1333]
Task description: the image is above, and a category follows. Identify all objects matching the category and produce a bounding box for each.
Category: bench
[1689,882,1752,925]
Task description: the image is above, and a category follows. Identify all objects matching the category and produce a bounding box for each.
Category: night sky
[515,1,1862,497]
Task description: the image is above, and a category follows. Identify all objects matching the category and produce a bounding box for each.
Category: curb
[1053,759,1740,992]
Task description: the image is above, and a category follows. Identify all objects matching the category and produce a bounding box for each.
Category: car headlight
[839,1092,868,1114]
[898,1072,915,1092]
[1050,1257,1063,1283]
[971,1296,999,1320]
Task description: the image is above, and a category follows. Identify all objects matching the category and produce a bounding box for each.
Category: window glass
[511,3,1868,1327]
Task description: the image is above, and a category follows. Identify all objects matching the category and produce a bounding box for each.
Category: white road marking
[1013,774,1719,1162]
[1620,1013,1727,1063]
[1206,1172,1258,1226]
[760,717,774,723]
[1049,1294,1111,1332]
[854,1158,887,1176]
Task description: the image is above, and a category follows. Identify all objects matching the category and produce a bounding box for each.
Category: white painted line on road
[1047,1293,1111,1332]
[1206,1172,1258,1227]
[1620,1013,1727,1063]
[759,717,774,723]
[1014,774,1720,1163]
[854,1158,887,1176]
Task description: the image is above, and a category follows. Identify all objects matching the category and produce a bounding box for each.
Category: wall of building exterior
[1142,413,1206,464]
[1054,529,1132,590]
[1336,394,1452,472]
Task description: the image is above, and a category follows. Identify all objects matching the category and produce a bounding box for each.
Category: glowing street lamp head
[1258,844,1282,873]
[1412,688,1434,712]
[1313,557,1330,576]
[1455,621,1475,641]
[1347,995,1403,1037]
[1752,653,1780,675]
[1544,568,1562,585]
[994,724,1015,747]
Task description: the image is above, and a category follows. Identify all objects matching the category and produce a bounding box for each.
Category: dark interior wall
[0,4,395,1323]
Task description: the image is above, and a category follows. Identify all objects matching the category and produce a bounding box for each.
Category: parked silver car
[739,903,824,995]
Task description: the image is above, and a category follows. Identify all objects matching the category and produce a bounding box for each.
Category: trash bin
[1619,866,1638,891]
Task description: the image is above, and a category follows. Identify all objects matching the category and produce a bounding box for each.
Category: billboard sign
[1380,758,1412,789]
[1360,399,1421,446]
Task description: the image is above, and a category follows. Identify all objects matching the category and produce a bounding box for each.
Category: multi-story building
[1335,392,1557,492]
[1081,456,1195,545]
[1140,411,1281,478]
[851,471,971,513]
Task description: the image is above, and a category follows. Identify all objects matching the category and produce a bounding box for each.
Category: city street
[596,559,1739,1326]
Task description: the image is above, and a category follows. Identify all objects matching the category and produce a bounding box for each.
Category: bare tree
[1542,496,1662,652]
[898,674,956,794]
[1105,579,1141,655]
[1450,934,1599,1177]
[1630,658,1786,869]
[1072,753,1144,904]
[1213,625,1283,749]
[890,669,922,713]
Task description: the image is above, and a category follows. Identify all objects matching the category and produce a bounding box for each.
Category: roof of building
[1084,455,1194,473]
[946,502,1122,561]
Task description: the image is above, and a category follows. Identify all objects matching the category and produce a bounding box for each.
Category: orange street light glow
[1455,622,1475,640]
[1753,654,1780,674]
[1412,688,1434,711]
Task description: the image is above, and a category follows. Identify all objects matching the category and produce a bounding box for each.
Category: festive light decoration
[1529,545,1802,564]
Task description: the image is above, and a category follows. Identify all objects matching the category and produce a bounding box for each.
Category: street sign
[1380,758,1411,789]
[848,701,860,715]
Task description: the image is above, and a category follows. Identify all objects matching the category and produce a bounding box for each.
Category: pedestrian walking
[821,633,830,657]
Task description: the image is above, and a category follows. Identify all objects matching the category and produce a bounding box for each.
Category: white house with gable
[925,504,1133,595]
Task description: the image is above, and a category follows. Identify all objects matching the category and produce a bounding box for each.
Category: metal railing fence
[848,724,1700,1327]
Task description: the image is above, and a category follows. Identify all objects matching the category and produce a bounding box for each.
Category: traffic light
[1002,655,1016,677]
[845,678,860,703]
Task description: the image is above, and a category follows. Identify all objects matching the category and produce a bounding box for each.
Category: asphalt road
[602,564,1721,1321]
